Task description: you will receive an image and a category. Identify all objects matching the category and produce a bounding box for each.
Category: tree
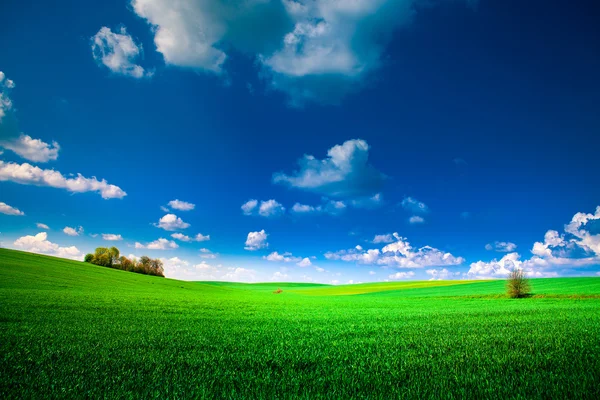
[84,253,94,263]
[506,268,531,298]
[109,247,120,266]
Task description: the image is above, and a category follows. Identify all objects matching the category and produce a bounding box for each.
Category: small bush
[506,268,531,298]
[273,288,283,294]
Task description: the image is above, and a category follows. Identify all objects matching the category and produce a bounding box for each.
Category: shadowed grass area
[1,248,600,399]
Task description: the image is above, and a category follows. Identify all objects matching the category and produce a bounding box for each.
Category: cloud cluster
[0,134,60,163]
[0,71,15,122]
[0,201,24,216]
[245,230,268,251]
[91,27,150,78]
[130,0,473,104]
[485,241,517,252]
[274,139,385,198]
[155,214,190,231]
[242,199,285,217]
[167,199,195,211]
[102,234,123,241]
[159,256,256,281]
[326,232,464,269]
[63,226,84,236]
[171,232,210,242]
[264,251,312,267]
[13,232,82,260]
[0,160,127,199]
[135,238,179,250]
[468,206,600,279]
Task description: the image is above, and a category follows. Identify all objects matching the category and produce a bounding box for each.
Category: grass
[1,248,600,398]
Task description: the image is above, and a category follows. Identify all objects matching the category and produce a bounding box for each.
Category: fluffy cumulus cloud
[171,232,210,242]
[102,234,123,241]
[291,199,347,215]
[0,134,60,163]
[245,229,268,251]
[426,268,460,281]
[36,222,50,229]
[485,241,517,252]
[326,232,464,269]
[131,0,291,73]
[91,27,150,78]
[13,232,81,260]
[63,226,83,236]
[264,251,312,267]
[131,0,473,104]
[242,199,285,217]
[160,257,255,281]
[135,238,179,250]
[468,206,600,279]
[167,199,195,211]
[273,139,385,198]
[0,201,24,216]
[0,71,15,122]
[155,214,190,231]
[388,271,415,280]
[0,160,126,199]
[371,234,395,244]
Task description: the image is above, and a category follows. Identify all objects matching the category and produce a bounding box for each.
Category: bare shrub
[506,268,531,298]
[273,288,283,294]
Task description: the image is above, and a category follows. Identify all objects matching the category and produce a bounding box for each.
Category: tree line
[84,247,164,277]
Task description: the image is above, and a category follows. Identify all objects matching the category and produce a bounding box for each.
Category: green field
[1,248,600,398]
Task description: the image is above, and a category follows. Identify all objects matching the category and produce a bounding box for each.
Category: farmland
[1,248,599,398]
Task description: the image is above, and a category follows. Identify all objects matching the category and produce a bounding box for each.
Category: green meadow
[1,248,599,399]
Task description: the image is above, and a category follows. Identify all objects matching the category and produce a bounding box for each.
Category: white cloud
[0,71,15,122]
[485,241,517,252]
[259,199,285,217]
[401,197,429,214]
[91,27,150,78]
[241,199,258,215]
[291,199,347,216]
[315,267,325,273]
[222,267,257,282]
[171,232,210,242]
[371,234,395,244]
[242,199,285,217]
[271,271,289,281]
[264,251,300,263]
[426,268,460,281]
[0,160,127,199]
[155,214,190,231]
[102,234,123,241]
[245,229,268,251]
[273,139,385,198]
[0,134,60,163]
[326,232,464,269]
[467,252,522,279]
[369,270,377,275]
[63,226,83,236]
[168,199,195,211]
[13,232,81,260]
[0,201,24,216]
[388,271,415,280]
[36,222,50,229]
[135,238,179,250]
[131,0,290,74]
[564,206,600,256]
[408,216,424,224]
[297,257,312,267]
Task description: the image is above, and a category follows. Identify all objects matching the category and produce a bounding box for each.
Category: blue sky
[1,0,599,283]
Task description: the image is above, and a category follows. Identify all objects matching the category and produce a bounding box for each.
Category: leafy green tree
[84,253,94,263]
